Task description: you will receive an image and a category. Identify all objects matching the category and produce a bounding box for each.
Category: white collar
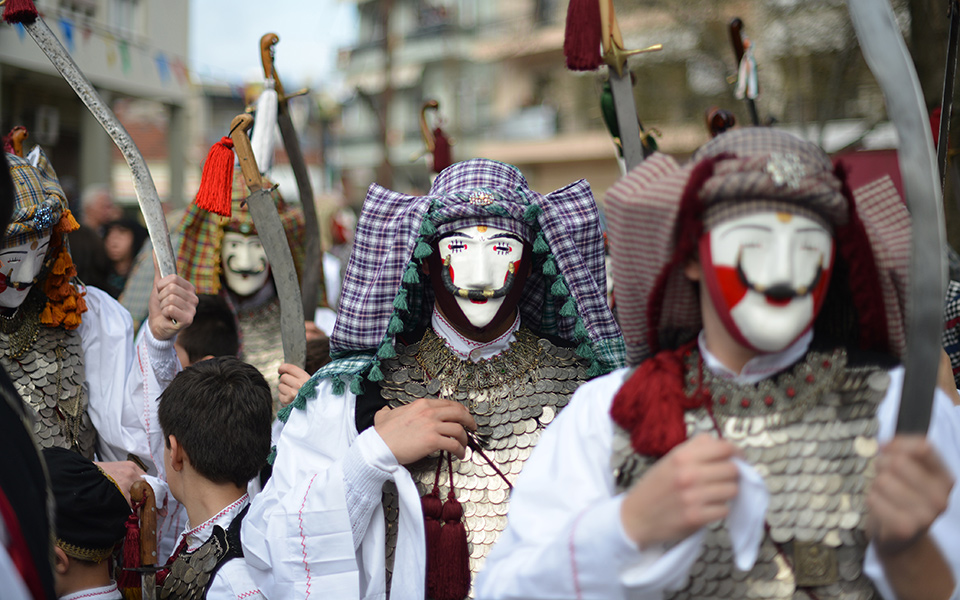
[182,494,249,552]
[698,329,813,385]
[59,582,122,600]
[431,309,520,363]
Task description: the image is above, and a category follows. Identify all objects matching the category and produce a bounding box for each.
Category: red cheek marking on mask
[0,273,7,294]
[448,263,455,284]
[811,263,832,314]
[714,265,748,308]
[505,259,522,284]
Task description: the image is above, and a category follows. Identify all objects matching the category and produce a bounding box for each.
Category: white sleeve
[864,366,960,600]
[242,379,405,600]
[207,561,266,600]
[476,369,698,600]
[82,287,181,474]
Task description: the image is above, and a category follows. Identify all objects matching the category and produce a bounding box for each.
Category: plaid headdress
[282,158,623,416]
[176,169,306,295]
[5,147,87,329]
[606,127,911,366]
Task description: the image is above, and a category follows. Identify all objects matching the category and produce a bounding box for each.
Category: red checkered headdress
[605,127,910,366]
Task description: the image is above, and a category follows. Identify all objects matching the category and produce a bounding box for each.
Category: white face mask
[0,232,52,309]
[437,225,525,329]
[702,212,834,353]
[221,232,269,297]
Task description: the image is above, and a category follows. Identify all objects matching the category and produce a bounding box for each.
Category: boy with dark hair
[155,356,271,599]
[173,294,240,367]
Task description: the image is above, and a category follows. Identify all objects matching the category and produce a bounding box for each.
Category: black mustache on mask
[440,256,516,301]
[225,254,267,277]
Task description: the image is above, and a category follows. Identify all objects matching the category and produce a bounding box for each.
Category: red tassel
[563,0,603,71]
[610,341,709,458]
[432,127,452,173]
[436,490,470,600]
[116,511,142,597]
[422,486,444,598]
[2,0,39,24]
[194,137,235,217]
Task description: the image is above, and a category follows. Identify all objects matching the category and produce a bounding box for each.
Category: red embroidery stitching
[569,511,585,600]
[299,474,318,598]
[185,495,248,546]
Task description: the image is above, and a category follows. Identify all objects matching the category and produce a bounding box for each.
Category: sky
[188,0,358,90]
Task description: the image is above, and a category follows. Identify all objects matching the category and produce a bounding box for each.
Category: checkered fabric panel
[606,153,697,366]
[943,279,960,387]
[5,149,67,246]
[850,175,912,357]
[330,158,622,364]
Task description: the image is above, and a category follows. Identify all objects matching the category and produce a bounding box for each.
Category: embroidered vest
[160,506,248,600]
[611,348,886,599]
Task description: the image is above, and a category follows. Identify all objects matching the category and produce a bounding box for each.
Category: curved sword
[230,114,307,369]
[260,34,325,314]
[3,5,176,278]
[848,0,947,433]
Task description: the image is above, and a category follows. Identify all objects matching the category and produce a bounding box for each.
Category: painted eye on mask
[447,241,467,253]
[493,243,513,255]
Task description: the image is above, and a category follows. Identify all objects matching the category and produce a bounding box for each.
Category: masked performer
[1,142,197,492]
[475,128,960,600]
[246,158,623,599]
[176,175,306,408]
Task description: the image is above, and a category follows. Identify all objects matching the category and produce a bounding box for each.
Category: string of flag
[9,9,189,85]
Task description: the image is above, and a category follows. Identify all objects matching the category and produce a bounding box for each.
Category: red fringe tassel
[194,137,235,217]
[2,0,38,24]
[563,0,603,71]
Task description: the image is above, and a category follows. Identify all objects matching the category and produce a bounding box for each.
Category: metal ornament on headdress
[849,0,946,434]
[765,153,806,190]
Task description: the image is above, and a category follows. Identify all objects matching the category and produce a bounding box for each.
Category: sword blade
[608,69,645,172]
[245,187,307,368]
[22,18,176,278]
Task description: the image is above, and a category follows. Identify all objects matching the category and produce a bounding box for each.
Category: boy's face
[698,211,834,353]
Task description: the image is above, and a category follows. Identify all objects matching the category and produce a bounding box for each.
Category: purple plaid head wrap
[315,158,622,397]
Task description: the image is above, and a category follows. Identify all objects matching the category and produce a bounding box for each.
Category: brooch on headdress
[33,202,58,230]
[469,190,495,206]
[765,153,805,190]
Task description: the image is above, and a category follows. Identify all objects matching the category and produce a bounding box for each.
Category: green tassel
[377,342,397,359]
[267,446,277,465]
[419,218,437,236]
[551,278,569,297]
[403,264,420,284]
[332,377,346,396]
[559,298,577,317]
[277,404,292,423]
[292,394,307,411]
[586,361,603,378]
[414,240,433,259]
[393,289,409,311]
[574,318,590,341]
[368,363,384,382]
[576,341,596,360]
[484,203,510,218]
[350,376,364,395]
[542,256,557,276]
[533,232,549,254]
[388,314,404,334]
[523,203,542,223]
